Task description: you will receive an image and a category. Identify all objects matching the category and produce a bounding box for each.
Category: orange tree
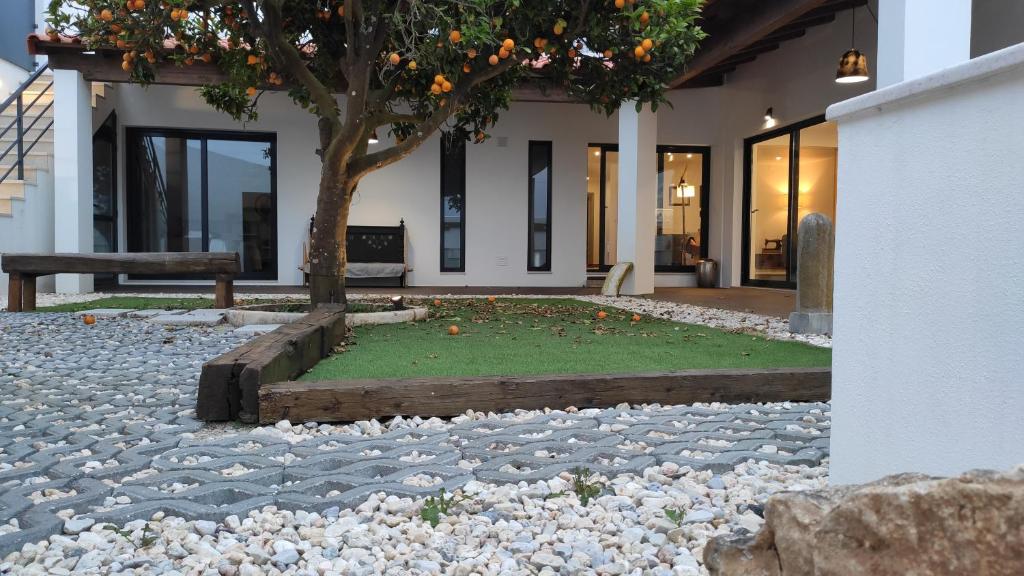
[47,0,705,305]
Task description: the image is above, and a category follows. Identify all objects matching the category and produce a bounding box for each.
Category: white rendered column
[616,102,657,295]
[52,69,93,294]
[877,0,972,87]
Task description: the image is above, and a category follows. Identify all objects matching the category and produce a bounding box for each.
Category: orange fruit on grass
[487,296,497,303]
[596,310,608,320]
[631,313,641,322]
[448,325,460,336]
[82,314,96,325]
[433,298,442,306]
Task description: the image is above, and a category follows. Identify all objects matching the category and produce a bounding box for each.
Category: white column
[52,69,93,294]
[877,0,972,88]
[616,102,657,295]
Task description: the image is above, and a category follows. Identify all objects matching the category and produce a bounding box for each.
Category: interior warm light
[594,150,601,156]
[368,129,379,144]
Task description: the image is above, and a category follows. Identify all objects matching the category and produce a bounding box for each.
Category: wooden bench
[2,252,240,312]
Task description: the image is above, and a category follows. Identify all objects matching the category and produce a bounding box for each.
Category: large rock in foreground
[705,467,1024,576]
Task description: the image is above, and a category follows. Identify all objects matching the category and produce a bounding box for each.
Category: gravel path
[0,310,830,574]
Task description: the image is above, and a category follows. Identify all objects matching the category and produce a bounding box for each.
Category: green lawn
[302,298,831,380]
[37,296,218,312]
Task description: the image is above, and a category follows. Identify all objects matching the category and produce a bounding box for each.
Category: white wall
[827,42,1024,483]
[0,165,55,300]
[104,9,876,289]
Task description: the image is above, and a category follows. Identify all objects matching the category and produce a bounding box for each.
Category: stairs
[0,71,111,217]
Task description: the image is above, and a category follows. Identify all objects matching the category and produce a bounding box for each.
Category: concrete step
[0,140,54,156]
[0,129,54,146]
[0,153,52,170]
[0,197,12,217]
[0,180,28,200]
[0,165,45,185]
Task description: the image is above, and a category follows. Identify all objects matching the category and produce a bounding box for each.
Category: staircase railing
[0,64,53,184]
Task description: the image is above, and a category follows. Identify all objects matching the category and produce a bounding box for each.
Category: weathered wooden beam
[21,275,36,311]
[6,273,22,312]
[1,252,240,275]
[671,0,830,88]
[196,305,347,422]
[48,52,230,86]
[258,368,832,424]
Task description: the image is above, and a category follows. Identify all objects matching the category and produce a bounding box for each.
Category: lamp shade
[836,48,869,83]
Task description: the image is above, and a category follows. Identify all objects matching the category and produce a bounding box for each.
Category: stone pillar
[877,0,972,88]
[789,213,834,335]
[52,69,93,294]
[616,101,657,295]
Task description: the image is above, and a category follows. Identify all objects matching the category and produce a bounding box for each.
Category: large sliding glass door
[743,117,837,288]
[587,144,709,272]
[126,128,277,280]
[92,113,117,289]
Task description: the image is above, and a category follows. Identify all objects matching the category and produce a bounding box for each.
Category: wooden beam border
[258,367,831,424]
[196,305,346,423]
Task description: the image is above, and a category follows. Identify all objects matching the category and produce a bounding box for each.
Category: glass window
[528,141,552,271]
[657,148,707,270]
[126,129,276,279]
[440,135,465,272]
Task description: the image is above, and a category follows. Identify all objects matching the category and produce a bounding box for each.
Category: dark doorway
[92,112,117,289]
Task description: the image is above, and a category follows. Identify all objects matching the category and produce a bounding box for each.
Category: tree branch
[349,55,522,179]
[259,0,341,128]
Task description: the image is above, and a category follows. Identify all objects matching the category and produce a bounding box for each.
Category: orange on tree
[642,38,653,51]
[45,0,704,307]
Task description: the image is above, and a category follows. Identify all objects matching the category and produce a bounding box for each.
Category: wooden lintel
[671,0,830,88]
[48,52,230,86]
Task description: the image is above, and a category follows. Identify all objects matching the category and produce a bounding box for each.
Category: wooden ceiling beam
[670,0,831,88]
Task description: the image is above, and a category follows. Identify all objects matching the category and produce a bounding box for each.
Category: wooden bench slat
[1,252,240,275]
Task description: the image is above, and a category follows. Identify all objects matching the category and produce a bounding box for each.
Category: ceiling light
[836,7,870,84]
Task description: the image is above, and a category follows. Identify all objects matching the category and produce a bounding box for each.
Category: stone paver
[74,309,136,318]
[148,309,228,326]
[0,312,830,553]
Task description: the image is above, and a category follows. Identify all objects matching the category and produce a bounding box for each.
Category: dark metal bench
[2,252,241,311]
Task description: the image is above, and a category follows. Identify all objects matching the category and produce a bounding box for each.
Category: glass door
[586,145,618,271]
[588,144,710,272]
[743,117,837,288]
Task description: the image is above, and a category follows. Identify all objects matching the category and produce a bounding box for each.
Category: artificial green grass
[37,296,217,312]
[302,298,831,380]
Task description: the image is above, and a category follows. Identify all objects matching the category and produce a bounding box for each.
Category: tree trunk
[309,164,354,307]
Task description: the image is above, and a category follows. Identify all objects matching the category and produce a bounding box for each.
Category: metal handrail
[0,64,53,184]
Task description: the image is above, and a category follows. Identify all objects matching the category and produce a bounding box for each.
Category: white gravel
[5,459,827,575]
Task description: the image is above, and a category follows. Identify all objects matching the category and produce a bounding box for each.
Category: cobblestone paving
[0,312,830,553]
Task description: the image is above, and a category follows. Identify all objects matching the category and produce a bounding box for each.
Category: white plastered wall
[827,42,1024,483]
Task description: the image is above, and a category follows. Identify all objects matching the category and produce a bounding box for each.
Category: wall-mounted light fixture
[836,6,870,84]
[368,129,380,144]
[763,107,777,129]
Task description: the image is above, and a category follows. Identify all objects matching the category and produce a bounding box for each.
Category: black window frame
[527,140,553,272]
[124,126,278,281]
[741,114,827,289]
[587,143,711,273]
[439,134,466,273]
